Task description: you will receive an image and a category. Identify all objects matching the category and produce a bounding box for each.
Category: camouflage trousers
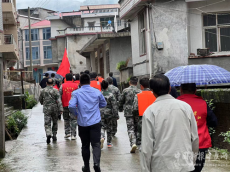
[126,116,139,147]
[63,107,78,136]
[136,116,142,146]
[44,111,58,137]
[111,118,118,136]
[101,118,113,144]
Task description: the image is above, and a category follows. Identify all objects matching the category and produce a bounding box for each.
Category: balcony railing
[4,34,16,46]
[2,0,17,23]
[57,26,114,36]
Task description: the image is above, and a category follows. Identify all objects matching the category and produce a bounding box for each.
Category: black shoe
[58,115,61,120]
[82,166,90,172]
[93,164,101,172]
[46,136,51,144]
[53,136,57,142]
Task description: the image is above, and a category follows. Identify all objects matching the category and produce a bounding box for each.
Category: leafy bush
[220,130,230,145]
[25,91,37,109]
[127,76,132,83]
[6,111,28,135]
[205,99,216,136]
[116,61,126,71]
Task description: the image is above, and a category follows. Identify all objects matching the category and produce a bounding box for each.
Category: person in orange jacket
[132,77,156,147]
[59,73,79,140]
[90,72,101,91]
[97,73,104,83]
[74,74,80,88]
[178,83,217,172]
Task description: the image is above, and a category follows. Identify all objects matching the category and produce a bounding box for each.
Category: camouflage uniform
[119,85,141,147]
[39,86,63,137]
[101,90,118,144]
[132,88,150,146]
[59,85,78,136]
[51,77,58,86]
[108,84,121,136]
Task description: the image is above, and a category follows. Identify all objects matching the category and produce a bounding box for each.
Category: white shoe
[100,138,105,149]
[71,136,76,140]
[64,134,71,138]
[130,144,137,153]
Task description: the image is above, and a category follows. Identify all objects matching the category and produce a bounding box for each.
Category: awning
[79,32,131,53]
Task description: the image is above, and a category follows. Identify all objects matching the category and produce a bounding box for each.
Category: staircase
[4,104,17,117]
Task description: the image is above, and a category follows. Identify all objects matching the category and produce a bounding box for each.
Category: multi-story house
[22,20,58,82]
[48,4,132,82]
[17,7,55,69]
[0,0,19,71]
[0,0,19,158]
[119,0,230,77]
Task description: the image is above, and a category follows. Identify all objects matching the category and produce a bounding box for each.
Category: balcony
[0,34,18,60]
[2,0,17,25]
[57,26,114,36]
[119,0,146,19]
[81,10,119,18]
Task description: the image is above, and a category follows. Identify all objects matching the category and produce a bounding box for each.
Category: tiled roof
[80,4,120,11]
[24,20,50,29]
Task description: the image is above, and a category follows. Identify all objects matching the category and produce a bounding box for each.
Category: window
[25,29,39,41]
[43,28,51,40]
[100,17,114,28]
[203,13,230,52]
[138,11,146,55]
[26,47,39,60]
[44,46,52,59]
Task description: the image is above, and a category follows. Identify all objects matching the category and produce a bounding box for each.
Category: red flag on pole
[57,48,70,77]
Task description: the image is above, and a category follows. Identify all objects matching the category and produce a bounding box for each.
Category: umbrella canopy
[43,71,63,79]
[165,65,230,86]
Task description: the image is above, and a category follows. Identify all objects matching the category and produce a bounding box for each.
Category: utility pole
[28,7,33,78]
[0,55,5,158]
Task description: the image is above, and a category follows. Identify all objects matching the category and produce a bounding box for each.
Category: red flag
[57,48,70,77]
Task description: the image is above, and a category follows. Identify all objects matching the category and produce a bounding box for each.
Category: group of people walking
[39,70,217,172]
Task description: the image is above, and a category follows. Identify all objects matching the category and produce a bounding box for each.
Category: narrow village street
[0,104,229,172]
[0,104,141,172]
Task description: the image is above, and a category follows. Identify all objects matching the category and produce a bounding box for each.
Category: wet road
[1,104,229,172]
[1,104,141,172]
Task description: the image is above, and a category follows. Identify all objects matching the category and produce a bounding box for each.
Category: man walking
[39,79,63,144]
[141,74,199,172]
[90,72,101,91]
[51,73,57,86]
[178,83,218,172]
[119,76,141,153]
[59,73,78,140]
[109,72,117,87]
[107,77,120,136]
[132,77,156,146]
[40,73,49,89]
[69,74,107,172]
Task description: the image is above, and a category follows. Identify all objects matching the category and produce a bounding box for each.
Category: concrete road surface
[1,104,140,172]
[0,104,229,171]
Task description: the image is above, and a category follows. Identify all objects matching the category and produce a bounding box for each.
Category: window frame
[26,47,40,60]
[25,29,39,41]
[138,11,147,56]
[43,28,51,40]
[43,46,52,59]
[203,13,230,53]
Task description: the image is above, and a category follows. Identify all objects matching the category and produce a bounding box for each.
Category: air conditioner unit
[197,48,210,56]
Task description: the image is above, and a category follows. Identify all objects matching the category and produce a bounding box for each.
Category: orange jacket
[97,77,104,83]
[137,91,156,116]
[90,80,101,91]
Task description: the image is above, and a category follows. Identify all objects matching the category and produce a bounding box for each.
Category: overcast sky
[17,0,118,12]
